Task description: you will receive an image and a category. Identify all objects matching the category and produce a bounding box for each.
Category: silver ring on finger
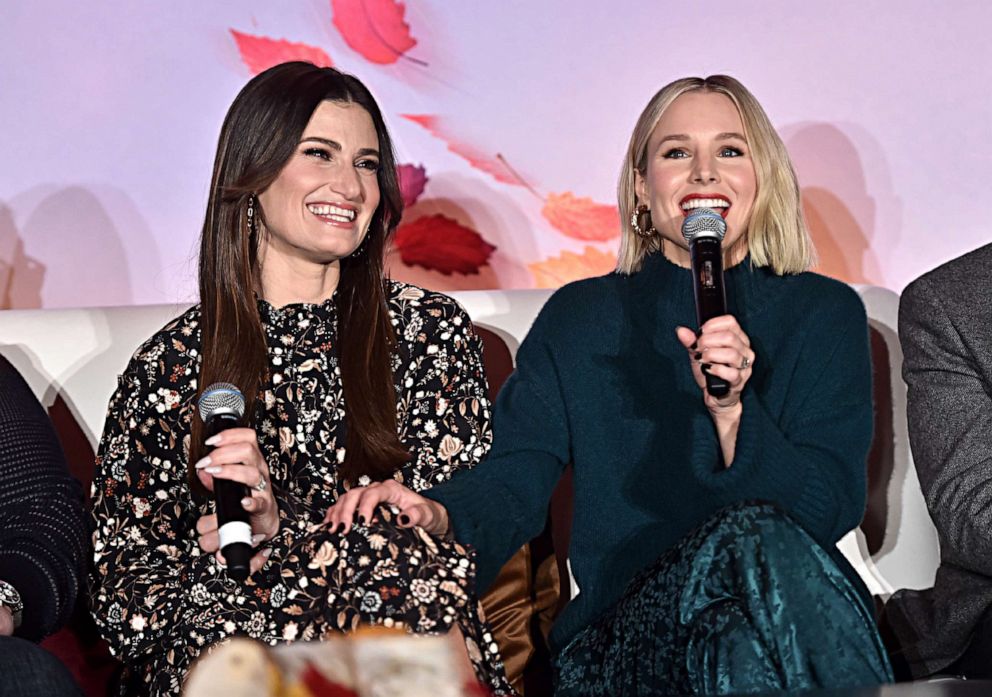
[253,476,267,493]
[739,354,752,371]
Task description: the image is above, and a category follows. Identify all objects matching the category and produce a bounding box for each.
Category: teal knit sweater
[427,253,873,652]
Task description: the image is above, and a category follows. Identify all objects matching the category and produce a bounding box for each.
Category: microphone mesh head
[197,382,246,422]
[681,207,727,242]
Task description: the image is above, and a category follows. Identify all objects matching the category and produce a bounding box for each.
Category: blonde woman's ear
[634,169,648,204]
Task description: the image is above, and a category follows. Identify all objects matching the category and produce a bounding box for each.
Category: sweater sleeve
[686,289,873,546]
[0,356,86,641]
[425,309,570,591]
[898,275,992,576]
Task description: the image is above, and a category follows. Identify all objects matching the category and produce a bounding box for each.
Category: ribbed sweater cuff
[690,390,837,544]
[425,475,523,592]
[0,553,55,640]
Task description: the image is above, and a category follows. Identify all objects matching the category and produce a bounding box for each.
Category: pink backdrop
[1,0,990,309]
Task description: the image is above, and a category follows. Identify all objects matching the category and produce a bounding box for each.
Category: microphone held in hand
[197,383,251,581]
[682,208,730,398]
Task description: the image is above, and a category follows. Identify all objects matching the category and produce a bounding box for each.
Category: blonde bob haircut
[616,75,815,275]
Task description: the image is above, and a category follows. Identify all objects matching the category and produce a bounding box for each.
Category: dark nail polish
[690,341,698,350]
[357,515,366,525]
[398,514,410,525]
[694,352,702,361]
[702,363,712,372]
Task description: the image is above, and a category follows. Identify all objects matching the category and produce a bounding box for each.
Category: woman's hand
[676,316,755,465]
[676,315,755,411]
[323,480,450,537]
[193,428,279,574]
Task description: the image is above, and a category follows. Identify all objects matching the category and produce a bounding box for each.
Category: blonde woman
[327,75,893,695]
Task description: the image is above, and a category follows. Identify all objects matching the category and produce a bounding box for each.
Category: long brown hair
[189,62,408,496]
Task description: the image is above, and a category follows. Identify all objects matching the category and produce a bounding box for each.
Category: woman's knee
[705,501,816,555]
[686,501,834,595]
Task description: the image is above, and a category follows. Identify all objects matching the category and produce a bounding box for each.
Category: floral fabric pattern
[89,281,512,696]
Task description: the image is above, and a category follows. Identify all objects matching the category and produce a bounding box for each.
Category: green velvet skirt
[553,503,893,696]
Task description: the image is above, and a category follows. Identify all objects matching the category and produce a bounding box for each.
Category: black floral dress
[89,282,513,696]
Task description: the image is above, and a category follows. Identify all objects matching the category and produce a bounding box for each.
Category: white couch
[0,286,938,601]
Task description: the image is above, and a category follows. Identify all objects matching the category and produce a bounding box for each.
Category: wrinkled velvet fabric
[553,503,893,696]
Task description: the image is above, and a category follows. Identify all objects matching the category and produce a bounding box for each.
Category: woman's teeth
[307,204,356,222]
[681,198,729,211]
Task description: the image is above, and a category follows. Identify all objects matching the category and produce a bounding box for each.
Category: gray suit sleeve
[900,276,992,576]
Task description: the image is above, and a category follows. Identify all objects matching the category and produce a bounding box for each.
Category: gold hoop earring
[630,204,657,238]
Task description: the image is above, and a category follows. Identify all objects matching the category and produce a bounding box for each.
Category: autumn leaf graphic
[331,0,419,65]
[230,30,334,75]
[397,163,427,208]
[401,115,522,186]
[393,215,496,275]
[542,192,620,241]
[529,246,617,288]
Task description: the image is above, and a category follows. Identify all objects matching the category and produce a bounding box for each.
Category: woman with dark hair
[326,75,894,695]
[89,62,511,696]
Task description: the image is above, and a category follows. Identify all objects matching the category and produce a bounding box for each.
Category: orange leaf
[528,247,617,288]
[331,0,418,65]
[401,115,521,186]
[393,214,496,275]
[542,192,620,241]
[230,30,334,75]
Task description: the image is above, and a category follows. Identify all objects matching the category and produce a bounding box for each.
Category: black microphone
[197,383,252,581]
[682,208,730,398]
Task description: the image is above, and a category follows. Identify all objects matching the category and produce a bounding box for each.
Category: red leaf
[397,163,427,208]
[401,115,521,186]
[301,661,358,696]
[230,30,334,75]
[393,215,496,275]
[542,192,621,241]
[331,0,418,65]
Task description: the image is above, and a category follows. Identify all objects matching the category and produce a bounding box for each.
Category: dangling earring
[350,225,371,258]
[630,204,657,238]
[246,194,257,235]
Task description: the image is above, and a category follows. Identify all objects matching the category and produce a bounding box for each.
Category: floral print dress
[89,282,513,696]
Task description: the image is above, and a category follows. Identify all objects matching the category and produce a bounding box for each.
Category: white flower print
[410,578,438,604]
[359,591,382,613]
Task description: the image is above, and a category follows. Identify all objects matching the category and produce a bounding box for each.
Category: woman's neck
[255,247,341,308]
[661,237,749,270]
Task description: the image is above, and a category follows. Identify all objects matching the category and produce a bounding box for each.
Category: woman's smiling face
[636,90,757,267]
[258,100,381,267]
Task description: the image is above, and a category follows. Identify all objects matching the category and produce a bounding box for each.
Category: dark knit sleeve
[686,288,873,546]
[425,307,570,592]
[0,355,86,641]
